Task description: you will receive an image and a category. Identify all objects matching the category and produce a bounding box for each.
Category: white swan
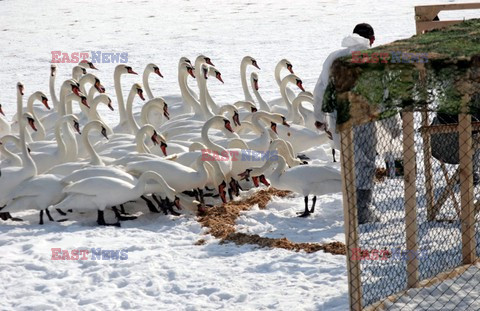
[0,104,11,138]
[112,64,139,133]
[0,112,38,209]
[271,74,305,119]
[53,171,180,226]
[45,120,110,176]
[30,115,81,173]
[0,135,23,168]
[143,63,163,99]
[291,92,316,130]
[240,155,342,217]
[268,59,296,107]
[240,56,261,103]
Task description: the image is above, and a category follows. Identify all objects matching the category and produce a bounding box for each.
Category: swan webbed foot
[120,204,129,215]
[97,210,121,227]
[112,206,137,221]
[297,196,311,218]
[56,208,67,216]
[0,213,23,221]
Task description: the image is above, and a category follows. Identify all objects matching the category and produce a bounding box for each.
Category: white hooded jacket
[313,34,370,122]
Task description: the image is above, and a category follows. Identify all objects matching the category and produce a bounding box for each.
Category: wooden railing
[415,3,480,34]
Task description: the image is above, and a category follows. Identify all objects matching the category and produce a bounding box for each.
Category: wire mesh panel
[341,110,480,310]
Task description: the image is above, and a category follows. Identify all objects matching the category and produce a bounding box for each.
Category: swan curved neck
[55,117,71,161]
[126,88,140,134]
[198,74,213,120]
[201,118,227,154]
[83,122,104,166]
[135,126,151,153]
[114,66,127,124]
[252,84,270,112]
[241,59,254,102]
[27,95,46,140]
[49,72,59,110]
[179,69,203,116]
[143,68,154,99]
[0,136,22,165]
[280,78,293,117]
[19,116,37,176]
[274,62,283,87]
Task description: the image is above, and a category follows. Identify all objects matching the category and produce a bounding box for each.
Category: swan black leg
[39,210,44,225]
[197,188,205,204]
[141,195,159,213]
[56,208,67,216]
[97,210,121,227]
[228,188,234,201]
[297,196,311,218]
[310,196,317,213]
[332,149,337,163]
[45,208,55,222]
[152,194,168,214]
[112,206,137,221]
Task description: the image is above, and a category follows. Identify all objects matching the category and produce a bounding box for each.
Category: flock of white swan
[0,55,342,226]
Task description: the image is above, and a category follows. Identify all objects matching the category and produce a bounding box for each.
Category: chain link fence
[340,110,480,310]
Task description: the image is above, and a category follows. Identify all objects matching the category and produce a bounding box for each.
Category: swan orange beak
[151,132,160,145]
[80,96,90,109]
[137,89,145,101]
[101,127,109,140]
[326,129,333,140]
[95,81,106,93]
[163,104,170,120]
[187,68,195,78]
[154,67,163,78]
[72,85,82,97]
[287,64,294,74]
[18,85,24,96]
[252,60,260,70]
[27,117,37,132]
[219,181,227,204]
[160,142,168,156]
[253,79,259,91]
[233,112,241,127]
[270,122,277,134]
[224,120,234,133]
[89,62,98,70]
[41,97,51,110]
[50,65,56,77]
[216,73,224,84]
[127,67,137,75]
[205,58,214,66]
[107,99,114,111]
[296,80,305,92]
[252,176,260,187]
[259,175,270,187]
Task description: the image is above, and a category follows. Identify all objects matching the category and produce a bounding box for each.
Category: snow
[1,0,480,310]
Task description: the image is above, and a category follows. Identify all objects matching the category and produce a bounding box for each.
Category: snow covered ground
[2,0,480,310]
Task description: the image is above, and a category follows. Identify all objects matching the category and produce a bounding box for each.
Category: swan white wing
[63,177,135,196]
[62,167,136,184]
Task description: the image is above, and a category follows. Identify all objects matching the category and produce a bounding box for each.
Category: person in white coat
[313,23,379,225]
